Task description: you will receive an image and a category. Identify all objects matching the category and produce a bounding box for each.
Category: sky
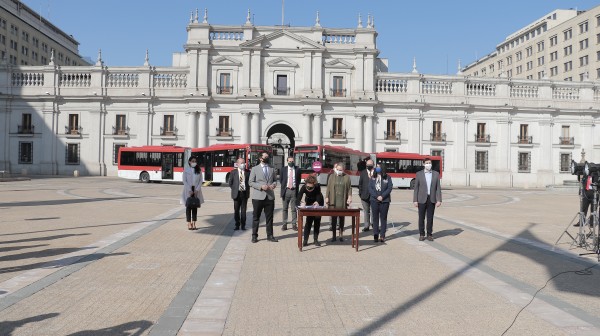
[19,0,600,74]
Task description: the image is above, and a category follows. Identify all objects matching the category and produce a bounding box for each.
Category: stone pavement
[0,177,599,335]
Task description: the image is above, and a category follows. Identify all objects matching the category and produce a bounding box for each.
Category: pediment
[266,57,298,68]
[324,58,354,69]
[240,30,324,50]
[210,56,242,66]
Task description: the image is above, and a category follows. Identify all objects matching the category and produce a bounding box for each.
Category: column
[354,115,364,151]
[198,49,209,95]
[40,108,57,174]
[581,121,594,162]
[537,121,554,187]
[250,111,261,144]
[355,53,365,95]
[313,52,323,96]
[303,52,313,94]
[198,111,208,147]
[240,112,250,143]
[303,113,312,144]
[241,50,251,93]
[495,119,512,187]
[452,116,468,186]
[406,116,421,153]
[364,54,375,96]
[187,49,199,90]
[313,113,323,145]
[186,111,198,147]
[250,50,261,94]
[364,115,374,152]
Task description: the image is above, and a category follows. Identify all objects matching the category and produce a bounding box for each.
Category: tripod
[580,181,600,262]
[555,177,588,249]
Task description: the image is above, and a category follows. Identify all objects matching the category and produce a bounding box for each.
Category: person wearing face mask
[249,152,278,243]
[368,164,393,242]
[296,175,324,246]
[181,156,204,230]
[325,162,352,242]
[413,158,442,241]
[228,157,250,230]
[280,156,301,231]
[358,159,375,232]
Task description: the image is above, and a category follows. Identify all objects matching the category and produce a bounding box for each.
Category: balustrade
[517,136,533,144]
[467,83,496,96]
[552,87,579,100]
[107,73,139,88]
[12,72,43,86]
[160,126,178,136]
[18,125,34,134]
[322,34,356,44]
[510,85,538,98]
[209,31,244,41]
[376,78,407,93]
[384,131,400,140]
[421,81,451,94]
[112,126,129,136]
[154,73,187,88]
[60,73,91,87]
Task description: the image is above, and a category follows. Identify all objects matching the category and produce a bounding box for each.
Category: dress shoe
[329,226,334,231]
[292,224,298,231]
[314,239,321,246]
[234,226,240,231]
[267,236,278,242]
[374,234,379,242]
[303,240,308,247]
[380,237,385,243]
[573,223,581,227]
[251,237,258,243]
[427,235,434,241]
[330,237,336,243]
[241,226,247,230]
[362,227,371,232]
[419,235,425,241]
[339,237,344,242]
[281,224,288,231]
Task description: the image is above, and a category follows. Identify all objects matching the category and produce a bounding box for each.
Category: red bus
[192,143,273,184]
[375,152,443,189]
[293,144,371,186]
[118,146,189,183]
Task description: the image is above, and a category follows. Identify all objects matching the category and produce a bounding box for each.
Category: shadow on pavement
[0,252,128,274]
[66,320,153,336]
[0,244,48,253]
[0,233,90,244]
[0,220,165,237]
[0,196,141,208]
[0,247,95,262]
[0,313,59,335]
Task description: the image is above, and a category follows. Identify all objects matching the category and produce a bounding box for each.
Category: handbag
[186,186,200,208]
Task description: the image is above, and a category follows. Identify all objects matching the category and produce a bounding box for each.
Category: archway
[266,123,296,172]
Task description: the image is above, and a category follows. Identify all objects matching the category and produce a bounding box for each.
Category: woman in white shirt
[181,156,204,230]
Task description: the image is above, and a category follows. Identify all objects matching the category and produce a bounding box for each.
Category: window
[475,151,488,172]
[163,115,175,135]
[564,45,572,56]
[10,24,17,35]
[526,47,533,57]
[21,31,28,42]
[113,143,126,165]
[519,124,529,143]
[218,73,232,94]
[526,61,533,70]
[20,113,32,133]
[550,66,558,76]
[489,64,495,72]
[332,118,344,138]
[21,46,27,56]
[68,114,79,134]
[66,143,80,165]
[0,18,5,29]
[432,121,443,141]
[431,149,444,171]
[32,37,38,47]
[516,51,522,61]
[538,71,545,79]
[10,40,17,50]
[275,74,288,95]
[218,116,230,136]
[18,142,32,164]
[518,152,531,173]
[537,41,544,52]
[580,38,589,50]
[507,56,512,65]
[597,15,600,27]
[597,33,600,44]
[386,119,397,140]
[564,29,572,41]
[550,35,558,46]
[476,123,487,142]
[560,153,571,173]
[560,125,572,145]
[41,56,47,65]
[332,76,345,97]
[538,56,544,66]
[115,114,127,135]
[550,51,558,61]
[580,55,589,67]
[564,61,572,72]
[516,65,522,74]
[507,69,512,77]
[0,34,4,45]
[565,77,573,81]
[580,21,589,33]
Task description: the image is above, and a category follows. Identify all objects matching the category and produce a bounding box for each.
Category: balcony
[330,129,347,139]
[274,87,290,96]
[65,126,82,135]
[217,85,233,94]
[559,136,574,146]
[430,133,446,142]
[160,126,178,136]
[216,128,233,137]
[112,126,130,136]
[517,136,533,144]
[17,125,34,134]
[330,89,347,97]
[384,131,400,141]
[474,134,490,143]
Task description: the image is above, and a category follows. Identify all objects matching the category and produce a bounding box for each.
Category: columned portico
[354,115,364,151]
[186,111,198,148]
[302,113,312,144]
[364,115,374,152]
[198,111,208,147]
[313,113,322,145]
[240,112,250,143]
[250,111,261,144]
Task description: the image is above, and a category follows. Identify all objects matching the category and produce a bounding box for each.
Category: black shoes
[427,235,434,241]
[419,235,425,241]
[282,224,288,231]
[234,226,240,231]
[241,226,246,230]
[292,224,298,231]
[314,239,321,246]
[267,236,278,242]
[363,227,371,232]
[330,237,336,243]
[251,236,258,243]
[374,234,379,242]
[303,240,308,247]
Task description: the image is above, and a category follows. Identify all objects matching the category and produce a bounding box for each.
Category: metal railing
[217,85,233,94]
[160,126,178,136]
[330,88,347,97]
[112,126,130,135]
[559,136,574,145]
[65,126,82,135]
[273,87,290,96]
[517,136,533,144]
[216,128,233,136]
[330,129,347,139]
[474,134,490,143]
[430,133,446,142]
[384,131,400,140]
[17,125,34,134]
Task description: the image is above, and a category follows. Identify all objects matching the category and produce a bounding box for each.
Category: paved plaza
[0,177,599,335]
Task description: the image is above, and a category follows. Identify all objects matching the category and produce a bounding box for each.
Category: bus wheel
[140,172,150,183]
[409,179,416,190]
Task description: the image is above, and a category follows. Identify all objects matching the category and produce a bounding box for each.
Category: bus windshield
[294,151,320,171]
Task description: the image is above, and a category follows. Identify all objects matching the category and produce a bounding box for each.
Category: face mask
[238,163,245,170]
[190,162,197,168]
[262,157,269,164]
[288,162,294,167]
[424,163,432,171]
[306,185,314,191]
[375,167,382,173]
[335,169,343,176]
[366,165,374,170]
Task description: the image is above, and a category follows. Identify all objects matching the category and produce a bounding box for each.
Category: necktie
[287,168,293,188]
[263,165,268,181]
[239,170,245,191]
[376,176,381,191]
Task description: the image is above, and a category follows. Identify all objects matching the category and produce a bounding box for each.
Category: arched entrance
[266,123,296,172]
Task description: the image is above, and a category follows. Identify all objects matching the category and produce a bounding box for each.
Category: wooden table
[296,206,361,252]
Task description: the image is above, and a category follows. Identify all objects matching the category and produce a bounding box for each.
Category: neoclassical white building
[0,10,597,187]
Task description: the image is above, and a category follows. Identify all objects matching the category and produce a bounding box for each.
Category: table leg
[355,214,359,252]
[298,211,303,252]
[351,215,355,248]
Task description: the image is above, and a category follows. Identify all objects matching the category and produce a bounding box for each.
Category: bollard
[73,170,79,177]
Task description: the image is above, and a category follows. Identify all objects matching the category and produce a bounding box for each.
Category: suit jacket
[368,175,393,203]
[181,166,204,205]
[358,169,373,201]
[413,170,442,204]
[325,173,351,207]
[249,164,277,201]
[228,168,250,199]
[279,165,301,198]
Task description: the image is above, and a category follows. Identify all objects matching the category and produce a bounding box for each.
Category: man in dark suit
[280,156,301,231]
[228,157,250,230]
[249,151,278,243]
[358,159,375,232]
[413,158,442,241]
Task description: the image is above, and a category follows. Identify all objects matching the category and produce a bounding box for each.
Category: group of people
[181,152,443,245]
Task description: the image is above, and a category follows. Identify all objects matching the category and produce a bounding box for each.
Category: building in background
[463,5,600,82]
[0,9,596,188]
[0,0,89,66]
